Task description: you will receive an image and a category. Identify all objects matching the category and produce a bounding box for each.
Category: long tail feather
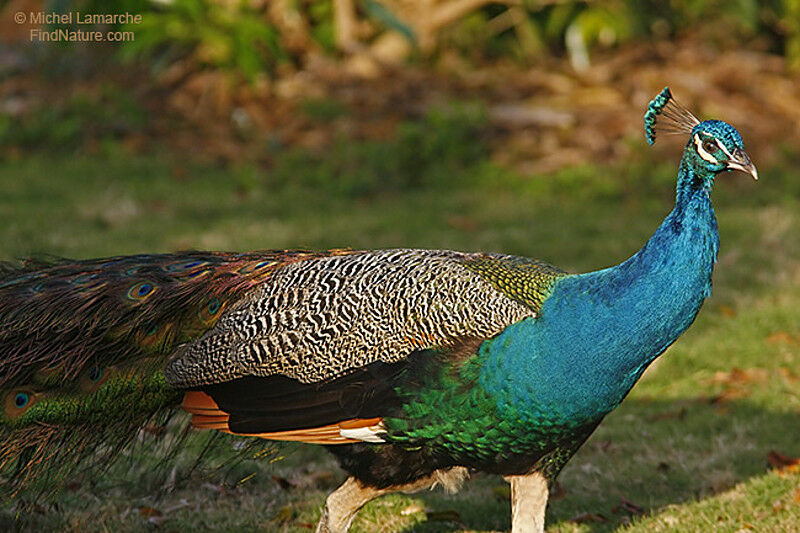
[0,249,351,496]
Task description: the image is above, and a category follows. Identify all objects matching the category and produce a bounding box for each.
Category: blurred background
[0,0,799,531]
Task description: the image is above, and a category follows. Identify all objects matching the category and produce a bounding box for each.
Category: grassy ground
[0,141,798,532]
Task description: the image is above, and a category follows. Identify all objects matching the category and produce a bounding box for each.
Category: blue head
[685,120,757,182]
[645,88,758,185]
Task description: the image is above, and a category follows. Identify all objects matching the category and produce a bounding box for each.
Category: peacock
[0,88,757,532]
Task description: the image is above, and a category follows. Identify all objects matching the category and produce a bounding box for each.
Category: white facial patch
[693,133,719,164]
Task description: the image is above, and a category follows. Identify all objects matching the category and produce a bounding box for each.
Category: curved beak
[727,148,758,180]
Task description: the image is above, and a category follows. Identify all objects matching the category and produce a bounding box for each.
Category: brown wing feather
[183,390,370,444]
[166,249,556,387]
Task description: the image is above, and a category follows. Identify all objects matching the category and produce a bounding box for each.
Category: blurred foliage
[119,0,286,78]
[270,103,488,196]
[45,0,151,17]
[361,0,417,44]
[443,0,800,67]
[782,0,800,68]
[306,0,337,52]
[40,0,800,76]
[0,83,147,151]
[0,100,487,196]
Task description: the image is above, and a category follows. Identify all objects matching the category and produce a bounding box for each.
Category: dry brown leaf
[766,331,797,345]
[766,450,800,474]
[712,367,768,385]
[708,388,748,405]
[138,506,161,518]
[778,367,800,383]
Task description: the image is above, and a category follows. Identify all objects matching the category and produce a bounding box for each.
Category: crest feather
[644,87,700,145]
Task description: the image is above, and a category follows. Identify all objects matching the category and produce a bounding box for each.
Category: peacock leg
[315,477,384,533]
[505,472,549,533]
[316,467,469,533]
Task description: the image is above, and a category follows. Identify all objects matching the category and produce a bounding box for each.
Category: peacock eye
[14,393,29,408]
[4,390,36,418]
[127,281,157,300]
[79,364,111,392]
[702,140,719,154]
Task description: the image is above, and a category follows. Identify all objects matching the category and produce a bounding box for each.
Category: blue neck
[479,161,719,425]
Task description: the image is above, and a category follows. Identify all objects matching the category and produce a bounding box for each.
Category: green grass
[0,146,798,532]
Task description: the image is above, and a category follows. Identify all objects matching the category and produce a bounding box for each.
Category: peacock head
[644,87,758,182]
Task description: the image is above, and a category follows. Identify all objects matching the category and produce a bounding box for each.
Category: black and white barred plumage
[166,249,563,386]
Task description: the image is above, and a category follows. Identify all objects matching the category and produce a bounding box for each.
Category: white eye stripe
[697,131,736,159]
[716,140,734,159]
[694,133,718,163]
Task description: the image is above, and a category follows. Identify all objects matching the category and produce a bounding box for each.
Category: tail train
[0,250,351,494]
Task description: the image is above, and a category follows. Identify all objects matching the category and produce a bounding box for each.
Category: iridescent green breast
[460,254,566,313]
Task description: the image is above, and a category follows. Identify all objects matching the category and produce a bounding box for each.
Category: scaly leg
[316,467,468,533]
[505,472,549,533]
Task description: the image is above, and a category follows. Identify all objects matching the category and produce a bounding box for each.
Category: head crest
[644,87,700,145]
